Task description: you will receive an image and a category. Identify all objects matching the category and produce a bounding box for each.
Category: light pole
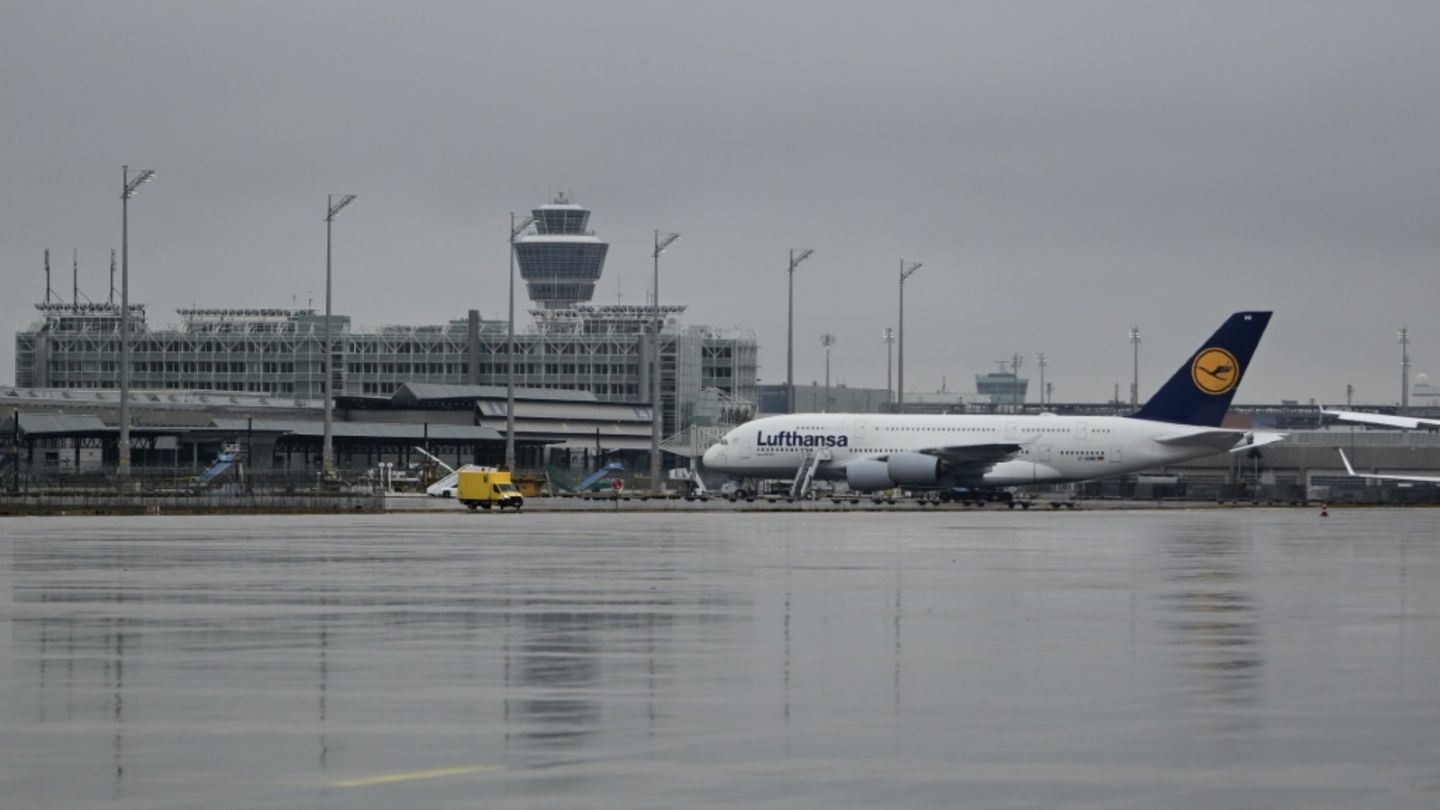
[506,212,535,470]
[1036,352,1047,407]
[1399,327,1411,410]
[651,230,680,492]
[1011,352,1024,409]
[821,333,836,412]
[323,193,358,477]
[119,165,155,483]
[785,249,814,413]
[897,260,922,410]
[1128,325,1141,409]
[883,327,895,408]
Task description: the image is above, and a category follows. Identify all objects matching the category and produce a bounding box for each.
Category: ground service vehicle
[457,470,525,511]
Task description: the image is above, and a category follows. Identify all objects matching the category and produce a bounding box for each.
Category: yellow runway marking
[331,765,503,788]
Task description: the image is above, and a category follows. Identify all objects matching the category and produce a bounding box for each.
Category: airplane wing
[1337,449,1440,483]
[911,442,1025,477]
[920,442,1026,465]
[1323,409,1440,431]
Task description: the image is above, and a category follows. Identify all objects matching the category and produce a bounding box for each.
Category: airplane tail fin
[1129,311,1271,427]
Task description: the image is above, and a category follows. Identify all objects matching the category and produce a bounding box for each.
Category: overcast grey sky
[4,1,1438,405]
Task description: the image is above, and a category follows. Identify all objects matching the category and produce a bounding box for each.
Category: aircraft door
[740,432,753,460]
[1110,445,1121,464]
[1037,444,1051,463]
[1073,421,1089,440]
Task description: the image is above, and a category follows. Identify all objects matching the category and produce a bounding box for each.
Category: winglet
[1338,448,1357,476]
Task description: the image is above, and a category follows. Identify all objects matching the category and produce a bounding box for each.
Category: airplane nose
[702,443,722,468]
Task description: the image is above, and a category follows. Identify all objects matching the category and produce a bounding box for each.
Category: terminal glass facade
[14,304,757,440]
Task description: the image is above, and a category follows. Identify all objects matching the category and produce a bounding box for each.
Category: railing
[0,491,384,515]
[0,467,385,498]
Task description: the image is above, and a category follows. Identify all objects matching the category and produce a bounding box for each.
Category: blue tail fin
[1129,311,1271,427]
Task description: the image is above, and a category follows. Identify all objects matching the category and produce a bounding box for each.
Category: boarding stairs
[424,465,488,497]
[199,444,243,485]
[411,446,474,498]
[790,449,831,500]
[573,462,625,493]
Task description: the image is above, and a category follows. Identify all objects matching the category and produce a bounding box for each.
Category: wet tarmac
[2,509,1438,808]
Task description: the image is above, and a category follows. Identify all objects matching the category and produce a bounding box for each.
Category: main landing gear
[927,488,1014,507]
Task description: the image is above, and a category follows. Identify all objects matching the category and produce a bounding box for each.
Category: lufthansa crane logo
[1191,347,1240,395]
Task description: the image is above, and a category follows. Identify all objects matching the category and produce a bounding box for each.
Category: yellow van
[457,470,525,511]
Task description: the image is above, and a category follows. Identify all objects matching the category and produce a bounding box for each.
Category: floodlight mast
[1399,327,1412,410]
[1011,352,1025,408]
[323,194,358,477]
[1036,352,1047,407]
[821,333,836,412]
[785,248,814,413]
[1129,326,1141,409]
[506,212,536,471]
[896,260,922,410]
[883,327,895,407]
[118,165,156,483]
[651,230,681,493]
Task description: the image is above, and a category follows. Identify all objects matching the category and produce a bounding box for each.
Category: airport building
[974,369,1028,406]
[756,383,892,414]
[10,196,758,471]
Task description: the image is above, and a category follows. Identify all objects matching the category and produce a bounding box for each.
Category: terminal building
[9,196,757,476]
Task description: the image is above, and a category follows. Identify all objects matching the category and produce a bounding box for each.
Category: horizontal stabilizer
[1155,429,1251,452]
[1227,431,1287,454]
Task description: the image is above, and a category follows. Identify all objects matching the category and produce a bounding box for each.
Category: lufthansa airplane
[703,312,1277,495]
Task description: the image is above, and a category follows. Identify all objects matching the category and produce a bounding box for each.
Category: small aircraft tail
[1129,311,1271,427]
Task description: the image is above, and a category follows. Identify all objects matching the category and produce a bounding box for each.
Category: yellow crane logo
[1191,348,1240,395]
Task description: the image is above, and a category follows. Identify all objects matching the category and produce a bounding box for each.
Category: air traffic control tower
[514,193,610,308]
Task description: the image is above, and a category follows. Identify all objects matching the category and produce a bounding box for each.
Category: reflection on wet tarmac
[2,510,1439,809]
[1157,528,1263,707]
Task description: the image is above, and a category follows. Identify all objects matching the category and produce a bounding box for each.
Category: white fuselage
[702,412,1240,487]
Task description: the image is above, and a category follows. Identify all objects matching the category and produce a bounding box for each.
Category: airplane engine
[845,459,894,492]
[887,452,943,486]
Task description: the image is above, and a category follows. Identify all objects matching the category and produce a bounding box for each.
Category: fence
[0,493,384,516]
[0,467,386,514]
